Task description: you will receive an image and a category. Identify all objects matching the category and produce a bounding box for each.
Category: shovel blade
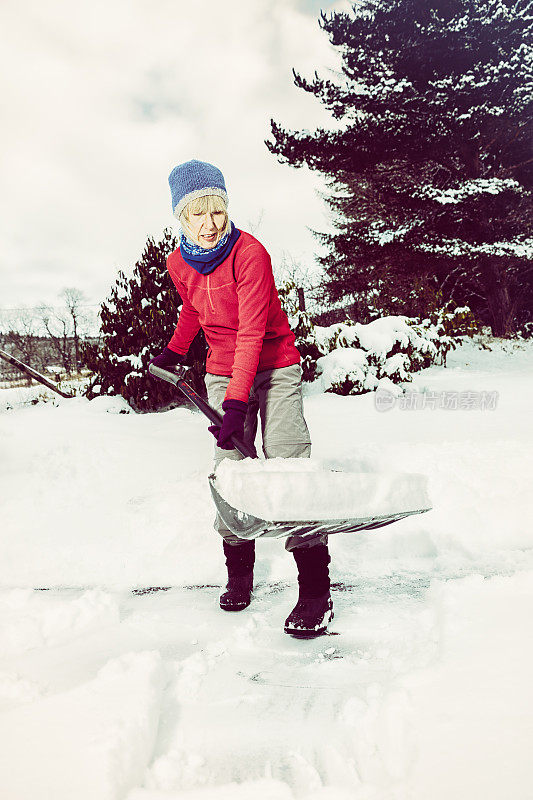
[208,474,431,541]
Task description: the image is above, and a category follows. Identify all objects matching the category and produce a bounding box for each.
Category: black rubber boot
[219,539,255,611]
[284,543,333,637]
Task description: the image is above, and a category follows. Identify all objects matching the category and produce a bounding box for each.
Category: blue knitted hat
[168,159,228,218]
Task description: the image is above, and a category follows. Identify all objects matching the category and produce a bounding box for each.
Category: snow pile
[401,572,533,799]
[0,651,164,800]
[0,672,43,708]
[128,780,298,799]
[81,393,132,414]
[0,376,90,412]
[0,589,120,658]
[0,337,532,798]
[213,457,431,521]
[0,396,218,589]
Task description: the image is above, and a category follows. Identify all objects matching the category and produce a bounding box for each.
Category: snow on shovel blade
[208,475,427,539]
[208,461,432,541]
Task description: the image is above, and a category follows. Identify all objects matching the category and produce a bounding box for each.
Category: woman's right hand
[208,399,248,450]
[149,347,186,368]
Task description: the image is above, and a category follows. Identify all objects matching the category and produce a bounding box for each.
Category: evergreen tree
[266,0,533,336]
[85,229,207,411]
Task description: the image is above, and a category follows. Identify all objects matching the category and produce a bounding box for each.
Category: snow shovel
[149,363,432,541]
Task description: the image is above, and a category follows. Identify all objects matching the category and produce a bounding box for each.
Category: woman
[151,159,333,636]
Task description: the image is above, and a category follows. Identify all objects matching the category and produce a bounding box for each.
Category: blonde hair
[179,194,231,243]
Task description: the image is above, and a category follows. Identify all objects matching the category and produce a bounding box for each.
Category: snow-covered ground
[1,337,532,799]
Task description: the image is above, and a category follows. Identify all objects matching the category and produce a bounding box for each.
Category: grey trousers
[205,363,327,551]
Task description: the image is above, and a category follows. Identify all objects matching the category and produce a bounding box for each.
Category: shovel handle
[148,363,256,459]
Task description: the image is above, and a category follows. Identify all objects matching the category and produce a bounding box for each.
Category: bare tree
[38,304,73,375]
[61,287,88,371]
[37,288,90,375]
[274,252,324,317]
[246,209,265,236]
[1,307,43,374]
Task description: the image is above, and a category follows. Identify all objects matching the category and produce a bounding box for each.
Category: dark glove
[208,399,248,450]
[150,347,185,369]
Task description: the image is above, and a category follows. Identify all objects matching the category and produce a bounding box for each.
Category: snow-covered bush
[418,301,480,365]
[312,307,475,395]
[276,275,478,396]
[313,317,432,394]
[84,229,207,411]
[276,271,481,395]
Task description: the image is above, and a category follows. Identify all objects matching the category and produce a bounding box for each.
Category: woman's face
[187,209,226,249]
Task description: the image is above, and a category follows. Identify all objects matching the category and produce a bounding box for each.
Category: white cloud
[0,0,350,309]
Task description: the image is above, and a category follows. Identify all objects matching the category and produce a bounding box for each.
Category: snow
[417,235,533,259]
[414,177,522,204]
[311,317,442,394]
[213,458,431,522]
[1,336,532,798]
[315,346,376,392]
[0,376,91,411]
[383,352,411,379]
[314,321,359,351]
[311,316,441,395]
[352,316,432,357]
[0,588,120,657]
[366,220,417,245]
[115,353,145,370]
[0,651,164,799]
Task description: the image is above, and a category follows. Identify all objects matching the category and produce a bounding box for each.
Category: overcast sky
[0,0,351,315]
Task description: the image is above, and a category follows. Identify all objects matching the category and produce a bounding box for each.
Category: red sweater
[166,231,300,402]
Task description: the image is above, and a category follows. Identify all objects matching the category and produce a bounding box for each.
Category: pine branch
[497,156,533,177]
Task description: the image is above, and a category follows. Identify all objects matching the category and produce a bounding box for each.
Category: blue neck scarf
[180,222,241,274]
